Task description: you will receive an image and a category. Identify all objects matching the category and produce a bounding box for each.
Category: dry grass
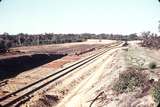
[141,33,160,49]
[113,68,147,94]
[151,80,160,103]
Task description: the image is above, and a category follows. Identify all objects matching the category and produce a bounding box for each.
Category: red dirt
[43,55,81,69]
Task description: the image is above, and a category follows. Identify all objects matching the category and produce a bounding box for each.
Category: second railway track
[0,42,122,107]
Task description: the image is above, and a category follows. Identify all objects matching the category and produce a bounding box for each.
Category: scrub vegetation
[113,68,147,93]
[151,80,160,104]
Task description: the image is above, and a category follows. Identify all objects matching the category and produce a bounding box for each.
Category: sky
[0,0,160,35]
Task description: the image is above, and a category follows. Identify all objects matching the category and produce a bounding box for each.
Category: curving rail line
[0,42,122,107]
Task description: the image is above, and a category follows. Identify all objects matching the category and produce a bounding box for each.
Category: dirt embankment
[21,45,121,107]
[0,54,65,80]
[0,42,106,81]
[0,40,118,106]
[0,41,112,97]
[89,43,159,107]
[23,42,160,107]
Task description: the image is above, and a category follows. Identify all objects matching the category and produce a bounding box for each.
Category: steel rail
[0,42,122,107]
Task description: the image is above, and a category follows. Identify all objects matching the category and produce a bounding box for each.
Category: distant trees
[140,20,160,49]
[0,33,87,53]
[0,32,141,53]
[0,39,7,52]
[0,38,11,53]
[141,31,160,49]
[128,33,138,40]
[80,33,138,41]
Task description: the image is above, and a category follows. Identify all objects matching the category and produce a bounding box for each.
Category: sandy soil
[22,41,160,107]
[0,39,112,59]
[0,40,115,98]
[57,48,121,107]
[9,39,113,54]
[21,43,122,107]
[2,40,160,107]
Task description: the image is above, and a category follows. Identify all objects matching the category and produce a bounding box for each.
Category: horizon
[0,0,160,35]
[0,31,140,36]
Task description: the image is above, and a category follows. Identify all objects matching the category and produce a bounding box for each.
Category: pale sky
[0,0,160,35]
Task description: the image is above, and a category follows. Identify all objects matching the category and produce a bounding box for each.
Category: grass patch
[113,68,147,94]
[151,80,160,103]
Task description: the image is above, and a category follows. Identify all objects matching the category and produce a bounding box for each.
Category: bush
[0,39,11,53]
[113,68,147,93]
[151,80,160,103]
[149,62,157,69]
[140,32,160,49]
[122,41,128,47]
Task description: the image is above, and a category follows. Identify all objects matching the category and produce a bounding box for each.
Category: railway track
[0,42,122,107]
[0,80,8,87]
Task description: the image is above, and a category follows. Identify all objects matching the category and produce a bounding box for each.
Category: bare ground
[22,41,160,107]
[0,40,114,99]
[2,40,160,107]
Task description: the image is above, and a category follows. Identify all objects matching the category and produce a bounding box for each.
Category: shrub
[113,68,147,93]
[140,32,160,49]
[0,39,11,53]
[151,80,160,103]
[122,40,128,47]
[149,62,157,69]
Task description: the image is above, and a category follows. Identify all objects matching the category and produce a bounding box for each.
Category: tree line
[0,33,139,53]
